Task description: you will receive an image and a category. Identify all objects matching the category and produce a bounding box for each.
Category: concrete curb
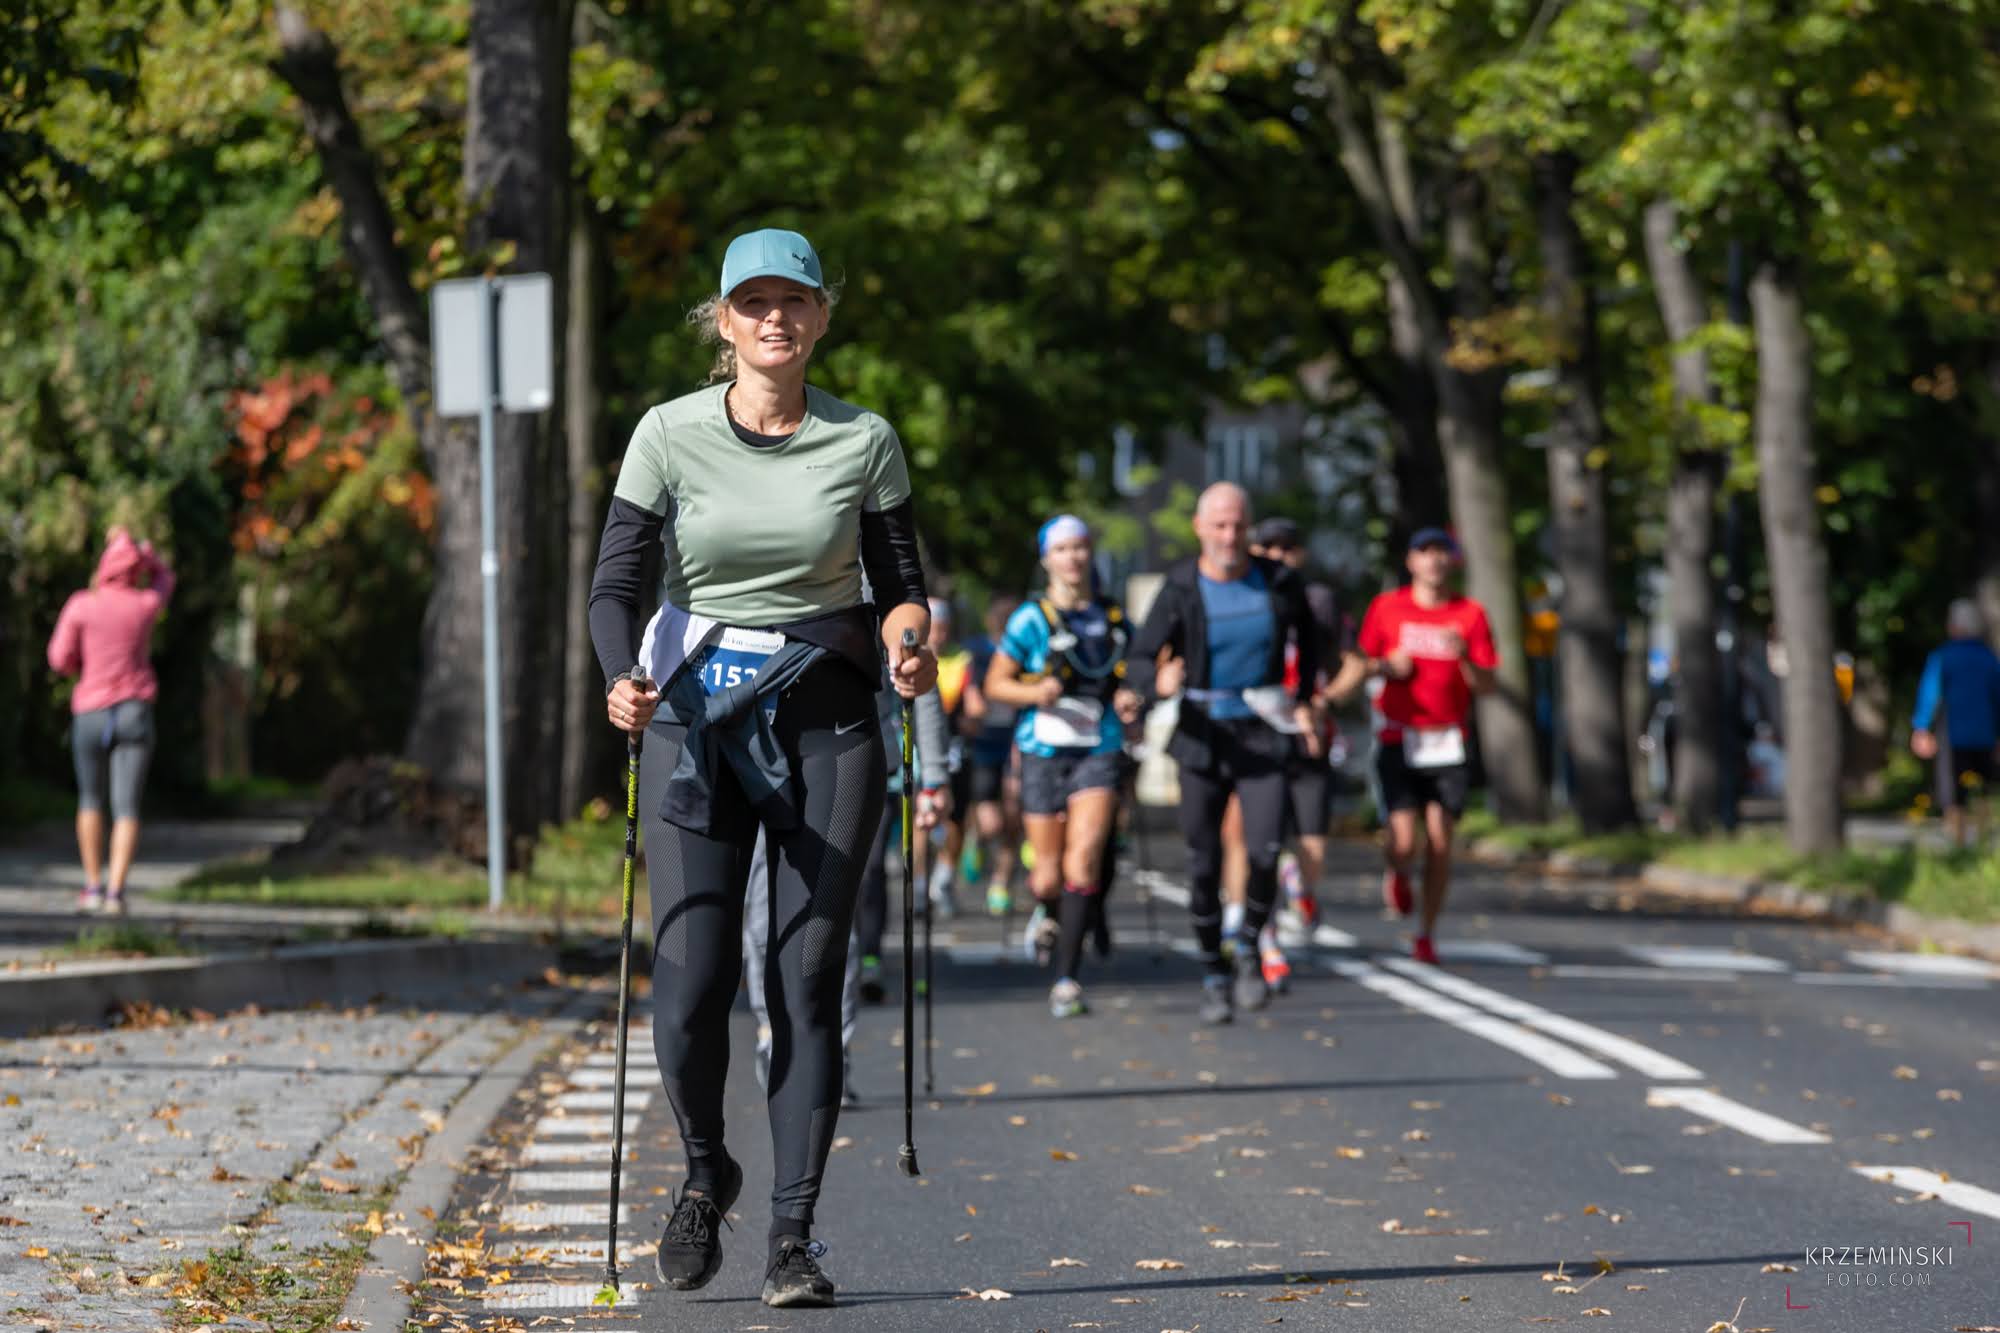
[338,992,601,1331]
[1465,838,2000,961]
[0,936,560,1034]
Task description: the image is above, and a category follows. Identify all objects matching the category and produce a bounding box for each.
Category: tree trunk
[1320,70,1544,819]
[559,195,619,815]
[1535,153,1634,831]
[1977,352,2000,653]
[1749,257,1844,852]
[1436,176,1544,822]
[1641,200,1725,833]
[1384,272,1452,543]
[274,1,572,854]
[407,0,572,850]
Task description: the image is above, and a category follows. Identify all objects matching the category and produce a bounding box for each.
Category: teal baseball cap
[719,228,823,297]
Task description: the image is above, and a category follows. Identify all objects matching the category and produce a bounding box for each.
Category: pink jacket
[46,533,176,715]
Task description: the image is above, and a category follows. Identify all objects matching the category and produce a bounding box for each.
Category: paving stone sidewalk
[0,985,570,1331]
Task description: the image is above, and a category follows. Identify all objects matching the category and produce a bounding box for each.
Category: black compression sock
[1055,884,1093,979]
[769,1217,810,1255]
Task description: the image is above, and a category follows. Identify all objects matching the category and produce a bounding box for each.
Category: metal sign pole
[479,276,508,912]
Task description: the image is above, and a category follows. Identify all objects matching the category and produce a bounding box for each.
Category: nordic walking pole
[922,818,936,1098]
[896,629,923,1178]
[602,669,649,1298]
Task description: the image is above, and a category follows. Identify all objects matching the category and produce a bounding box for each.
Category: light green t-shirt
[611,382,912,625]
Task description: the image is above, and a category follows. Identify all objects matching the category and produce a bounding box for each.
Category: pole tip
[897,1145,921,1177]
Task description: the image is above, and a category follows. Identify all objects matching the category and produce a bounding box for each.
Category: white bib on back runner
[1031,696,1104,750]
[1402,725,1466,770]
[1241,685,1303,735]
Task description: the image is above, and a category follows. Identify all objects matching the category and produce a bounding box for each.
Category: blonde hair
[687,280,841,384]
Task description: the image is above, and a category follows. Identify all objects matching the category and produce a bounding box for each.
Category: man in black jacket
[1117,483,1321,1025]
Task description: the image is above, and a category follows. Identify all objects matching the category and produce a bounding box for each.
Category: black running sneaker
[1232,946,1271,1013]
[1198,973,1233,1025]
[762,1237,837,1308]
[655,1155,741,1290]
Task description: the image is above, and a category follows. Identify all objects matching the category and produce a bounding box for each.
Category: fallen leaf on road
[1049,1257,1087,1268]
[1454,1255,1484,1264]
[210,1165,244,1183]
[318,1176,358,1195]
[1380,1219,1403,1233]
[1007,1115,1028,1126]
[830,1137,854,1151]
[1761,1263,1796,1273]
[955,1082,998,1097]
[1410,1100,1441,1110]
[1582,1204,1601,1215]
[1553,1284,1580,1294]
[25,1246,47,1258]
[1335,1146,1365,1159]
[1939,1089,1964,1101]
[1608,1157,1653,1175]
[1894,1065,1919,1080]
[0,1217,27,1227]
[1128,1185,1160,1196]
[1210,1239,1241,1249]
[953,1232,971,1243]
[1549,1094,1574,1107]
[1403,1129,1431,1142]
[1050,1149,1080,1162]
[957,1287,1012,1300]
[1134,1258,1184,1271]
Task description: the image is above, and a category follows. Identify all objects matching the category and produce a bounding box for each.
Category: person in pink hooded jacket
[45,527,175,913]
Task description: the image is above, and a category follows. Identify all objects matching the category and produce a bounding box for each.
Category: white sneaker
[1049,978,1085,1018]
[1021,904,1048,965]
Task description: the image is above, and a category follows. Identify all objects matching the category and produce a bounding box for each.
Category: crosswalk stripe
[533,1115,642,1137]
[556,1090,652,1111]
[477,1281,637,1309]
[1330,959,1616,1080]
[584,1053,657,1068]
[1644,1087,1829,1144]
[511,1171,608,1192]
[1311,923,1359,948]
[566,1069,622,1087]
[521,1142,618,1163]
[1380,957,1702,1080]
[500,1202,630,1229]
[490,1239,643,1264]
[1851,1166,2000,1221]
[1625,945,1789,973]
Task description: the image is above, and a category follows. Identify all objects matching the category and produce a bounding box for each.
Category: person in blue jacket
[1911,598,2000,847]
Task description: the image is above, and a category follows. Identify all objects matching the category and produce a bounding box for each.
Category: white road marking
[1845,950,1998,979]
[584,1052,656,1068]
[1850,1166,2000,1222]
[1795,972,1990,990]
[1550,965,1742,984]
[556,1090,652,1111]
[1625,945,1789,973]
[1329,959,1616,1080]
[1433,939,1548,966]
[567,1069,622,1087]
[1644,1087,1830,1144]
[1380,958,1702,1080]
[499,1202,631,1229]
[1311,923,1360,949]
[533,1115,643,1137]
[511,1171,609,1192]
[521,1142,616,1163]
[1134,873,1190,907]
[477,1281,638,1309]
[490,1238,643,1264]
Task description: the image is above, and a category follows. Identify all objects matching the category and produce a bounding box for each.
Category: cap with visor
[720,229,823,297]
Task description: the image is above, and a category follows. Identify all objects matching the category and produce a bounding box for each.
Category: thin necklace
[727,386,800,436]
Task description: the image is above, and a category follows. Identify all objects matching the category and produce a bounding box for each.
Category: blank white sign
[429,272,553,417]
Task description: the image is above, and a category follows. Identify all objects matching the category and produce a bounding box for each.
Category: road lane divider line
[1379,957,1703,1080]
[1845,950,1998,979]
[1644,1087,1830,1144]
[1625,945,1789,973]
[1328,959,1616,1080]
[1850,1166,2000,1222]
[1795,973,1989,990]
[1549,965,1742,984]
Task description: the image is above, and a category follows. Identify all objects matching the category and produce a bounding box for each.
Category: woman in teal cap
[589,227,936,1308]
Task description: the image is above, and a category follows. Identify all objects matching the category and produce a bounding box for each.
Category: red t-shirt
[1357,586,1497,740]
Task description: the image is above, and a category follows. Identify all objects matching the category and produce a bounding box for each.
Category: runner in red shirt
[1353,529,1498,964]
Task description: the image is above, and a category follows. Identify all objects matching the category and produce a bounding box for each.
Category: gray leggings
[73,700,153,821]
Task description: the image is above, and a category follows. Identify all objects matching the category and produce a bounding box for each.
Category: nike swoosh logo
[833,719,869,735]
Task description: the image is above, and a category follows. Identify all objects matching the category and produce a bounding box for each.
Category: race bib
[1031,696,1105,750]
[692,627,786,716]
[1403,725,1466,770]
[1242,685,1303,735]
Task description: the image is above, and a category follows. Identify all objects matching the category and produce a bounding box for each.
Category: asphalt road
[428,839,2000,1332]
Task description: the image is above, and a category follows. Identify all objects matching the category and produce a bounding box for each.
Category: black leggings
[641,660,885,1232]
[1177,722,1288,973]
[854,803,893,961]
